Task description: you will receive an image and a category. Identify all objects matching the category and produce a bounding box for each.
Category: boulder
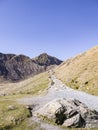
[35,98,98,128]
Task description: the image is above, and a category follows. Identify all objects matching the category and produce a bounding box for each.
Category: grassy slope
[55,46,98,96]
[0,97,45,130]
[0,98,30,130]
[0,72,49,130]
[0,72,49,95]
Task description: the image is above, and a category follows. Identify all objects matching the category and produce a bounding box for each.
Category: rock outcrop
[35,98,98,128]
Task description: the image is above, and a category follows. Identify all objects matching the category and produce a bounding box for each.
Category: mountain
[0,53,44,81]
[55,46,98,95]
[32,53,62,66]
[0,52,62,81]
[1,48,98,130]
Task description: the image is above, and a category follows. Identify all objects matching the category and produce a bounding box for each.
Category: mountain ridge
[33,53,62,66]
[0,52,62,81]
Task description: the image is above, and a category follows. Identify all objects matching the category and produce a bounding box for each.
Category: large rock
[35,98,98,128]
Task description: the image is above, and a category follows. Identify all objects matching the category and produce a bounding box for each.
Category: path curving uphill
[18,70,98,129]
[19,71,98,111]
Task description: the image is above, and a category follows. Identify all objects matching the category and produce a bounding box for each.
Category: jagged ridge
[33,53,62,66]
[0,52,62,81]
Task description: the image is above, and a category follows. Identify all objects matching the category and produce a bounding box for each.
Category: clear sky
[0,0,98,60]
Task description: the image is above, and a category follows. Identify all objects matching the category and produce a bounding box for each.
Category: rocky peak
[0,52,62,81]
[33,53,63,66]
[38,53,48,57]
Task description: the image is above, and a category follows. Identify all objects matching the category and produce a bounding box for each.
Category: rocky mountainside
[55,46,98,95]
[33,53,62,66]
[0,52,62,81]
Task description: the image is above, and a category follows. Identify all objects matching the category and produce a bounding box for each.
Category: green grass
[11,119,45,130]
[0,93,47,130]
[20,72,49,95]
[1,95,97,130]
[0,97,30,130]
[0,72,49,130]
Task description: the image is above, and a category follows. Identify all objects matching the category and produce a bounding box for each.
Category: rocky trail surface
[18,70,98,129]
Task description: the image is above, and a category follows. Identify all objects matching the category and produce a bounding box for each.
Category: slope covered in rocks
[55,46,98,95]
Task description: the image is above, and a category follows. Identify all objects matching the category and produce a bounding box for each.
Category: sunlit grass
[0,98,30,130]
[0,72,49,96]
[0,72,49,129]
[55,47,98,96]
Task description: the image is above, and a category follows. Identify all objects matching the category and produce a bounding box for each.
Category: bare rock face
[0,53,15,75]
[0,52,62,81]
[0,53,45,81]
[33,53,62,66]
[5,55,44,81]
[35,98,98,128]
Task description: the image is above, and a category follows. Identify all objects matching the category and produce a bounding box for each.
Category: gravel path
[18,72,98,130]
[18,74,98,111]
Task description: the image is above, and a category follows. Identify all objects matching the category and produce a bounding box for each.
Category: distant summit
[0,52,62,81]
[33,53,62,66]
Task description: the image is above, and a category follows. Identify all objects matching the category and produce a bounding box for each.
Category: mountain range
[0,52,62,81]
[0,46,98,130]
[0,46,98,95]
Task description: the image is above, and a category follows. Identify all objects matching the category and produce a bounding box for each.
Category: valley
[0,47,98,129]
[1,0,98,129]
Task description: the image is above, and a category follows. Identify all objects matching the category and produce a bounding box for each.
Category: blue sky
[0,0,98,60]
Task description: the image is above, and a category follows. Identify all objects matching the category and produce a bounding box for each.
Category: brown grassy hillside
[0,71,49,96]
[55,46,98,96]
